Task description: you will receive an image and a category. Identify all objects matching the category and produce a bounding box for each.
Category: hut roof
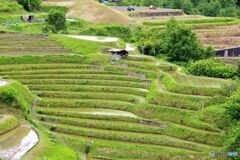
[108,48,127,53]
[216,46,240,51]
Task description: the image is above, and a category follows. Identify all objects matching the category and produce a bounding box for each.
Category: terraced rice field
[142,17,240,49]
[0,32,69,56]
[0,55,228,159]
[0,115,38,160]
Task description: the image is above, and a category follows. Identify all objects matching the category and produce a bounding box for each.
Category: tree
[142,0,161,7]
[198,0,221,16]
[45,10,67,33]
[160,18,210,62]
[225,90,240,121]
[17,0,42,11]
[225,122,240,153]
[181,0,194,14]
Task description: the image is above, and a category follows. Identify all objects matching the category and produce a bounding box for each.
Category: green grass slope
[0,0,24,13]
[0,32,69,56]
[0,53,230,159]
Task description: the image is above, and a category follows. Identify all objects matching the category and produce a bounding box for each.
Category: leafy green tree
[17,0,42,11]
[225,90,240,121]
[225,87,240,155]
[225,90,240,154]
[45,10,67,33]
[181,0,194,14]
[198,0,221,16]
[160,18,210,62]
[225,122,240,153]
[142,0,161,7]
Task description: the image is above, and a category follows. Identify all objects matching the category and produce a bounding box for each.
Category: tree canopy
[160,18,212,62]
[45,10,67,33]
[117,0,240,17]
[17,0,42,11]
[137,18,214,62]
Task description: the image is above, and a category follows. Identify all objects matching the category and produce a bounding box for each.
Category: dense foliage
[0,81,33,118]
[45,10,67,33]
[159,18,214,62]
[110,0,240,17]
[137,18,214,62]
[17,0,42,11]
[188,58,237,79]
[225,91,240,121]
[224,89,240,154]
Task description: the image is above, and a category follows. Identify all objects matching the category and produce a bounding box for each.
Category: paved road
[111,6,172,12]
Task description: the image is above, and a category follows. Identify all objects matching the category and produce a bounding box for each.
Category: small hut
[108,48,129,61]
[21,15,34,22]
[216,46,240,57]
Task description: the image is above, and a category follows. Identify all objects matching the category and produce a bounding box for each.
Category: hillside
[142,17,240,49]
[42,0,131,25]
[110,0,240,18]
[0,0,239,159]
[0,0,24,13]
[0,33,231,159]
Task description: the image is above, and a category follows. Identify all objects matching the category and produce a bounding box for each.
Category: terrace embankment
[0,32,69,56]
[0,54,229,159]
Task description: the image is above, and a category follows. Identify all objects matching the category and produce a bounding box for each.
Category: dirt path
[68,35,118,42]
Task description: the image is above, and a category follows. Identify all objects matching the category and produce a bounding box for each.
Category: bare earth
[42,0,130,25]
[195,25,240,49]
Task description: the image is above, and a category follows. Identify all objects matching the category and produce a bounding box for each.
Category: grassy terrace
[0,54,229,159]
[143,17,240,29]
[0,33,69,56]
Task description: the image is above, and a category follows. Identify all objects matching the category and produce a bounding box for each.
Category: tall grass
[51,35,100,55]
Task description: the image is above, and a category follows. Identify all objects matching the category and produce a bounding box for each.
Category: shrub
[17,0,42,11]
[160,18,214,62]
[224,90,240,122]
[45,10,67,33]
[225,122,240,153]
[188,58,237,79]
[0,81,33,118]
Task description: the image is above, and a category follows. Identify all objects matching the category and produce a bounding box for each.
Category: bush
[78,24,132,41]
[17,0,42,11]
[139,18,214,61]
[45,10,67,33]
[225,90,240,121]
[188,58,237,79]
[160,18,214,62]
[225,122,240,153]
[0,81,33,118]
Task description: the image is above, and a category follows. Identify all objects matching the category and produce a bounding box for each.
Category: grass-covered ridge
[0,54,231,159]
[0,0,24,13]
[0,115,18,135]
[0,81,33,118]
